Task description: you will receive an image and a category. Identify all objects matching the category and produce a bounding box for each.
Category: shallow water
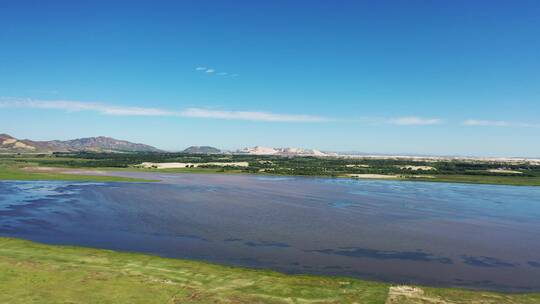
[1,173,540,291]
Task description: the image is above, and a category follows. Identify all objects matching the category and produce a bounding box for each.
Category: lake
[1,172,540,291]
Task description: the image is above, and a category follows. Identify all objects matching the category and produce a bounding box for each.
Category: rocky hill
[0,134,161,153]
[182,146,221,154]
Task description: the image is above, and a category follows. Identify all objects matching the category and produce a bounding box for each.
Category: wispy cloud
[386,116,442,126]
[0,98,172,116]
[195,66,238,77]
[463,119,539,128]
[0,98,325,123]
[6,98,501,127]
[180,108,326,122]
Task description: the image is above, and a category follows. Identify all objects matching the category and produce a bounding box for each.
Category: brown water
[1,172,540,291]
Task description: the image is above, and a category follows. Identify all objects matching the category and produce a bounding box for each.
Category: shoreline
[5,165,540,187]
[0,236,538,303]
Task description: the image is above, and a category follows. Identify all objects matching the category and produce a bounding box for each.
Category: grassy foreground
[0,238,538,304]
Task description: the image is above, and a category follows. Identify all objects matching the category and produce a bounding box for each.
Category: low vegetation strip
[0,156,540,186]
[1,153,540,186]
[410,174,540,186]
[0,238,538,304]
[137,161,250,169]
[0,164,155,183]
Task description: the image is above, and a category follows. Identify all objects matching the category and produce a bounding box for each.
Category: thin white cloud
[463,119,510,127]
[195,66,236,77]
[386,116,442,126]
[0,98,326,123]
[180,108,327,122]
[463,119,539,128]
[0,98,172,116]
[0,98,458,126]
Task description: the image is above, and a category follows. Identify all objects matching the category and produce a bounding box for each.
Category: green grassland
[0,162,155,183]
[0,237,538,304]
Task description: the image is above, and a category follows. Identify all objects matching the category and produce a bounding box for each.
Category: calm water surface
[1,172,540,291]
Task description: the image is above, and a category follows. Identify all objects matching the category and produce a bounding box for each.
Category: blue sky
[0,1,539,156]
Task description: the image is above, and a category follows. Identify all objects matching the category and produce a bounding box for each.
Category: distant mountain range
[0,134,334,157]
[0,134,161,153]
[4,134,536,163]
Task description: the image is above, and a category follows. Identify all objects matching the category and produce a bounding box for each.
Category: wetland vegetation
[1,152,539,186]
